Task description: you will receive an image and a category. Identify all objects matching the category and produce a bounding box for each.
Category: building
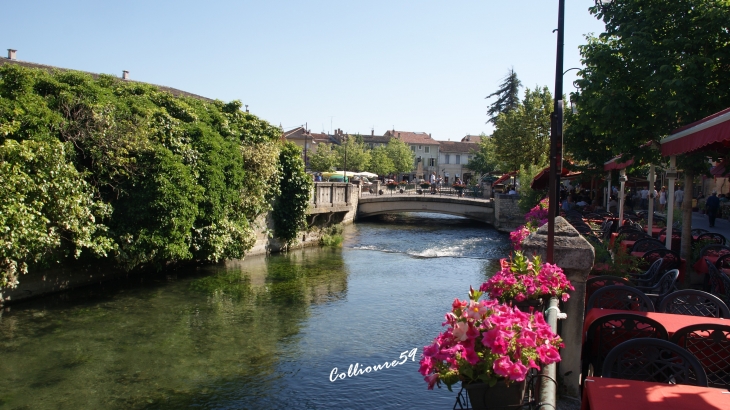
[361,130,391,149]
[461,134,484,144]
[438,141,477,184]
[383,130,440,181]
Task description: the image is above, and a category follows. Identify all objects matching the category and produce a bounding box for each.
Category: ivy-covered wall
[0,65,309,294]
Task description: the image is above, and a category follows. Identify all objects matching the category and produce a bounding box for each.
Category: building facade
[438,141,477,184]
[383,130,440,181]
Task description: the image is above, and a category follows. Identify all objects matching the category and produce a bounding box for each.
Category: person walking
[658,186,667,212]
[675,186,684,210]
[640,187,649,210]
[706,191,720,227]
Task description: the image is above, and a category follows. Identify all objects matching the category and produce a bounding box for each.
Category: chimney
[122,70,129,80]
[7,49,16,60]
[245,104,249,113]
[398,132,401,138]
[371,129,374,136]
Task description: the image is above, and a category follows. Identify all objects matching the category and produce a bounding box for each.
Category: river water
[0,213,509,409]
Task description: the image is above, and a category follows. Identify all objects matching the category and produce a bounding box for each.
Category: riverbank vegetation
[0,65,310,292]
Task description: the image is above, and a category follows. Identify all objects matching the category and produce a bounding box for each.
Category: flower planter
[464,379,526,410]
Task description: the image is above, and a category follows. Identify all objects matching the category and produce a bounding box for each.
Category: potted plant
[419,287,563,409]
[453,182,466,196]
[479,252,574,309]
[386,181,398,191]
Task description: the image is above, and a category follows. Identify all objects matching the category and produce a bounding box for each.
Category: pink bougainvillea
[419,287,563,390]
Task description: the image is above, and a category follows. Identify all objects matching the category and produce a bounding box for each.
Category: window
[429,158,435,166]
[410,145,416,152]
[425,146,430,153]
[456,155,461,165]
[445,154,450,164]
[418,145,423,150]
[369,143,374,149]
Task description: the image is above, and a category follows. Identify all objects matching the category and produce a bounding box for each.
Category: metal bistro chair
[691,228,710,237]
[586,285,655,313]
[670,324,730,389]
[706,260,730,304]
[696,232,727,246]
[586,276,633,304]
[659,289,730,318]
[602,339,708,386]
[582,313,668,382]
[634,269,680,307]
[630,238,666,255]
[641,248,681,276]
[628,258,663,287]
[601,220,614,241]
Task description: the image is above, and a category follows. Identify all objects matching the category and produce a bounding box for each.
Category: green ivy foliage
[0,64,288,289]
[273,143,313,246]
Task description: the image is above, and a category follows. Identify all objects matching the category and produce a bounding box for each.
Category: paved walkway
[690,211,730,239]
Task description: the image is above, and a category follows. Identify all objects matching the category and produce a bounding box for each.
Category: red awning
[604,156,634,171]
[492,171,517,187]
[530,167,579,190]
[661,107,730,156]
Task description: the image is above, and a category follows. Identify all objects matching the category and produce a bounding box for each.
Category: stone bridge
[357,195,496,224]
[303,183,521,232]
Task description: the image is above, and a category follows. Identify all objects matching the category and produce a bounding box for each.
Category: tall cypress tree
[486,68,522,125]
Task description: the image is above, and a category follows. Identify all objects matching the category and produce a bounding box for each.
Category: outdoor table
[580,377,730,410]
[583,309,729,342]
[643,226,663,238]
[657,234,682,253]
[693,256,721,276]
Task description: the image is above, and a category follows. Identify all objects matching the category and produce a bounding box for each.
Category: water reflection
[0,214,508,409]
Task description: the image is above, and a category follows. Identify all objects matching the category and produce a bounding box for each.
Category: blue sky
[3,0,605,140]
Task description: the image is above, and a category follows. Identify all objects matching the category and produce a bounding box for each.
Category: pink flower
[424,342,440,357]
[508,361,529,381]
[425,373,439,390]
[517,329,537,347]
[453,321,469,341]
[419,356,434,375]
[493,356,514,378]
[537,344,561,364]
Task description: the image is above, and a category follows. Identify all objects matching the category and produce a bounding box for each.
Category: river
[0,213,509,409]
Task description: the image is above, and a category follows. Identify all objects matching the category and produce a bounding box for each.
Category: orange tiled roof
[383,130,439,145]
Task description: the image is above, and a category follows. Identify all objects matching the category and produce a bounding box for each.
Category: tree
[368,145,395,176]
[466,135,499,175]
[309,143,337,173]
[334,135,370,172]
[491,86,553,171]
[568,0,730,286]
[567,0,730,166]
[386,138,414,175]
[485,68,522,125]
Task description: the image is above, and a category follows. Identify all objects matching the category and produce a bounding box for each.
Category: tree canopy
[0,65,310,291]
[566,0,730,166]
[491,86,553,171]
[486,68,522,125]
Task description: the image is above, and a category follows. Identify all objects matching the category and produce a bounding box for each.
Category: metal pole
[665,156,677,249]
[547,0,566,264]
[538,297,560,409]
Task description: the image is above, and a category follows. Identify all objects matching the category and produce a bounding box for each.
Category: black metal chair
[659,289,730,318]
[586,276,632,303]
[631,238,666,254]
[696,232,727,246]
[634,269,679,306]
[628,258,663,287]
[641,248,681,275]
[618,230,651,243]
[670,324,730,389]
[691,228,710,237]
[582,313,668,382]
[716,253,730,271]
[586,285,655,313]
[617,226,644,236]
[602,339,708,386]
[697,244,730,264]
[706,260,730,304]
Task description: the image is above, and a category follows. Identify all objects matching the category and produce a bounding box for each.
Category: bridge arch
[356,196,495,225]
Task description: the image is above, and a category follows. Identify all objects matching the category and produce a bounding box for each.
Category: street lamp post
[547,0,612,263]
